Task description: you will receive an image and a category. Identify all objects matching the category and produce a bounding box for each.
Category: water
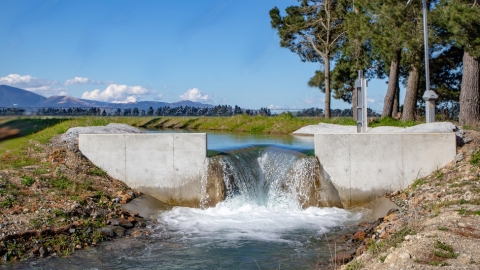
[8,130,364,269]
[144,128,315,153]
[14,203,361,270]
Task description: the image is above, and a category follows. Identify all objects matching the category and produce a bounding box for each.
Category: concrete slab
[315,133,456,207]
[79,133,206,207]
[79,134,126,181]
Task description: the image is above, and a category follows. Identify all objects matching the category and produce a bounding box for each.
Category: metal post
[355,71,367,133]
[420,0,438,123]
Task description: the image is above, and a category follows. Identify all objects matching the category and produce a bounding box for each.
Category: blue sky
[0,0,390,111]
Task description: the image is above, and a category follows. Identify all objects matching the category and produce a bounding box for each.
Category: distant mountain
[0,85,214,110]
[43,96,109,108]
[170,100,212,108]
[0,85,47,107]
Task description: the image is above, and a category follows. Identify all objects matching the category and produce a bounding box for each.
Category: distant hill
[0,85,214,109]
[43,96,109,108]
[0,85,47,107]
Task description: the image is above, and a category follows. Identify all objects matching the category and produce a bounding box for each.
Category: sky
[0,0,391,112]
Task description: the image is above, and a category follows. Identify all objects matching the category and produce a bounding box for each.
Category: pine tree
[270,0,351,118]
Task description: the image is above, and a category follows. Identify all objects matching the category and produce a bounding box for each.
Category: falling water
[200,145,343,209]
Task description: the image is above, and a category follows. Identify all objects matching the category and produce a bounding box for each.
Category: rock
[353,231,366,241]
[379,231,389,239]
[404,235,414,241]
[39,246,48,258]
[384,253,394,263]
[463,136,473,144]
[455,153,464,163]
[68,228,76,234]
[60,123,143,150]
[118,217,134,228]
[98,227,116,237]
[330,252,353,264]
[111,226,126,237]
[399,252,411,260]
[107,219,120,226]
[355,245,365,256]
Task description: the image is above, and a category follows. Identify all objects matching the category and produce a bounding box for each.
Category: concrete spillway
[79,132,456,208]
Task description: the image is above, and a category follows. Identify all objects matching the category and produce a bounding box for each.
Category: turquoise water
[144,128,315,152]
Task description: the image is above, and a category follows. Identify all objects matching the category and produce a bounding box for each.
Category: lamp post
[407,0,438,123]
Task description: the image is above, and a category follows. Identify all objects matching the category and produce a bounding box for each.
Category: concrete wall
[79,134,206,207]
[315,133,456,207]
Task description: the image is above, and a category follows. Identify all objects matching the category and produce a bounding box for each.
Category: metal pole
[422,0,430,95]
[421,0,438,123]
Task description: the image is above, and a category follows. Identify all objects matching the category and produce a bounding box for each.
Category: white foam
[155,196,361,245]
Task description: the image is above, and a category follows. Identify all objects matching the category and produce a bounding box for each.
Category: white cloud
[179,88,210,102]
[0,74,67,96]
[0,74,56,89]
[268,104,280,109]
[367,98,376,103]
[158,93,164,99]
[64,77,110,85]
[81,84,149,103]
[65,77,89,85]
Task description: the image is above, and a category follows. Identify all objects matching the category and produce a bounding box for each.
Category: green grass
[0,196,16,208]
[369,117,419,128]
[20,175,35,186]
[433,240,458,259]
[51,175,75,190]
[470,150,480,166]
[345,260,364,270]
[89,167,107,177]
[411,178,426,189]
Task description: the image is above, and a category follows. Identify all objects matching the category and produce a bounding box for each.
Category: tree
[400,1,427,121]
[132,108,139,116]
[270,0,350,118]
[147,106,154,116]
[436,0,480,125]
[353,1,410,117]
[308,1,375,120]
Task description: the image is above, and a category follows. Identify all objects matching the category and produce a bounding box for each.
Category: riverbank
[338,129,480,269]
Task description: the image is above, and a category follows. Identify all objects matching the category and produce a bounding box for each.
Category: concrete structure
[79,133,206,207]
[315,133,456,207]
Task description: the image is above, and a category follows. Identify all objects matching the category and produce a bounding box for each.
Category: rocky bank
[330,129,480,270]
[0,124,153,263]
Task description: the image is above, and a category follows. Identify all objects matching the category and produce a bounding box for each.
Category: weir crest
[200,146,343,209]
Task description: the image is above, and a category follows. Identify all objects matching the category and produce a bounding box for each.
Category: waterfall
[201,146,343,209]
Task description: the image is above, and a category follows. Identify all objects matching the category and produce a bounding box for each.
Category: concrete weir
[314,133,456,207]
[78,130,456,209]
[79,134,206,207]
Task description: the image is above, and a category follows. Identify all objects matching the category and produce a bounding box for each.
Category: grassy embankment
[0,114,422,159]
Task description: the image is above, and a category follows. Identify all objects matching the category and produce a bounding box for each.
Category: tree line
[270,0,479,124]
[0,105,273,117]
[0,106,382,118]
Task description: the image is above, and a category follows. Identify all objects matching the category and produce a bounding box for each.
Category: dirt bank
[0,132,153,263]
[335,130,480,269]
